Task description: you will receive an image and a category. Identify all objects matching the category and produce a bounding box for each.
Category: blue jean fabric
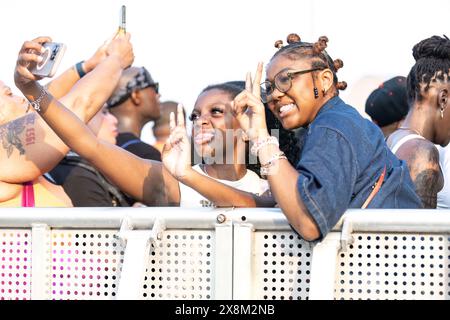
[296,97,422,239]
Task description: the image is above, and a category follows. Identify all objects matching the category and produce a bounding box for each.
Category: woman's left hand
[14,36,51,88]
[162,104,193,180]
[231,62,270,141]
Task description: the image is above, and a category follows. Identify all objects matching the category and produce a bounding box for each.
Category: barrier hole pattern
[336,233,450,300]
[50,230,124,300]
[0,229,31,300]
[254,232,312,300]
[142,230,214,300]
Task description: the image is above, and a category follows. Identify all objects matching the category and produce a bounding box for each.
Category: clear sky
[1,0,449,143]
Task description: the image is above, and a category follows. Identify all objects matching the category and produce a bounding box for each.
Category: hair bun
[333,59,344,71]
[313,36,329,54]
[274,40,284,49]
[336,81,347,91]
[286,33,301,44]
[412,35,450,61]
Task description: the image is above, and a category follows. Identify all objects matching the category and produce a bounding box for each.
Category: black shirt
[116,132,161,161]
[48,153,130,207]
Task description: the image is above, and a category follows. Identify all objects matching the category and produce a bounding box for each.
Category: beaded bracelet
[260,151,287,176]
[250,136,279,156]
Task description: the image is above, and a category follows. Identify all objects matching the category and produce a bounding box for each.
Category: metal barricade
[0,207,448,300]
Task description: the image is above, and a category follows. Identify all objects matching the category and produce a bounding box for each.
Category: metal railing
[0,207,448,300]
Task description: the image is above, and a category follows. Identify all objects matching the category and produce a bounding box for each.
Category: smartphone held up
[30,42,66,78]
[118,5,126,35]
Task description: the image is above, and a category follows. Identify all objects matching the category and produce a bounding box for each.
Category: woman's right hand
[162,104,193,180]
[14,36,52,89]
[231,62,270,141]
[105,32,134,69]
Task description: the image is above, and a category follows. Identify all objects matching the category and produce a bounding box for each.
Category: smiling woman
[231,33,423,241]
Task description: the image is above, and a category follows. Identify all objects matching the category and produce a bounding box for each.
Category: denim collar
[315,96,342,118]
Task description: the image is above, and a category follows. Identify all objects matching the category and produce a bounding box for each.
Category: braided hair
[406,35,450,104]
[272,33,347,94]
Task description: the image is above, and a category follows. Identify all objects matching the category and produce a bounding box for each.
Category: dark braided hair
[272,33,347,93]
[406,35,450,104]
[194,81,299,176]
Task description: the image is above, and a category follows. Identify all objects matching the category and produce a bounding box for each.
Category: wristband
[75,61,87,78]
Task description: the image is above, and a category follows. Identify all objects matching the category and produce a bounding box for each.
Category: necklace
[397,126,424,137]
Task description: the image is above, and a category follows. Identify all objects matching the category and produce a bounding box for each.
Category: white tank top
[179,164,269,208]
[437,144,450,209]
[390,133,425,154]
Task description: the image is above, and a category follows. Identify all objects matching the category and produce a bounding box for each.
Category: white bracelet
[250,136,279,156]
[29,87,47,112]
[260,151,287,176]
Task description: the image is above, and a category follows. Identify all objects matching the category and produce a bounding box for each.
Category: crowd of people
[1,30,449,241]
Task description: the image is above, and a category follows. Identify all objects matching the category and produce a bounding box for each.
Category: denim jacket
[295,97,422,238]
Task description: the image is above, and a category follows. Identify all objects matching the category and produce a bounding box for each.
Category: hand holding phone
[30,42,66,78]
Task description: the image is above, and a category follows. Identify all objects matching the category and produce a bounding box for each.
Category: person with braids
[232,33,422,241]
[386,35,450,208]
[13,51,277,208]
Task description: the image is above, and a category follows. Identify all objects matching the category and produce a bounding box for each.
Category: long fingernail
[37,56,43,62]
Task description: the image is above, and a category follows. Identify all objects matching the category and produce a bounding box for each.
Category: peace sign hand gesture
[162,104,192,181]
[231,62,270,141]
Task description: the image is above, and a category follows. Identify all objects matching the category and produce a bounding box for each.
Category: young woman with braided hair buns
[232,33,422,241]
[386,35,450,208]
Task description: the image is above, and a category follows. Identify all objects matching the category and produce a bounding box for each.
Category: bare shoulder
[396,139,442,208]
[395,138,439,168]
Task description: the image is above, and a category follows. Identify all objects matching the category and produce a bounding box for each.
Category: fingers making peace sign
[231,62,270,141]
[162,104,192,180]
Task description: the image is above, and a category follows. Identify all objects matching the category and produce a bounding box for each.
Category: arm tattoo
[0,113,37,158]
[415,169,441,208]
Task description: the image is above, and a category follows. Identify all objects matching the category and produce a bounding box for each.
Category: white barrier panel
[0,207,448,300]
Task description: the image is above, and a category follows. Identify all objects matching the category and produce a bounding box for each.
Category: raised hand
[231,62,269,141]
[14,36,52,88]
[82,36,111,73]
[162,104,192,180]
[106,32,134,69]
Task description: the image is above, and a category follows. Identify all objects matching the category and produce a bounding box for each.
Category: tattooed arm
[0,112,68,183]
[0,35,133,184]
[397,140,443,208]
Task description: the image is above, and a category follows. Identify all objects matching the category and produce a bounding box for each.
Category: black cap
[365,76,409,127]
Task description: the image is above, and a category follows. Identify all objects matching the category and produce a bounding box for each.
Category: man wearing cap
[365,76,410,138]
[106,66,161,162]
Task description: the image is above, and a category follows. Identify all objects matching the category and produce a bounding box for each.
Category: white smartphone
[30,42,66,78]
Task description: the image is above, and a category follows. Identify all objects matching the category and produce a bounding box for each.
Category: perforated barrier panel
[142,230,215,300]
[335,233,450,300]
[50,230,124,300]
[0,229,32,300]
[252,232,313,300]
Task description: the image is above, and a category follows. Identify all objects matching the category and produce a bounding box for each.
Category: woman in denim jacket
[232,33,422,241]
